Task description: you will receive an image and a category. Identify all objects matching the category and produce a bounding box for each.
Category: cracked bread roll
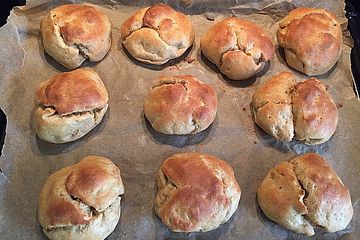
[41,4,111,69]
[155,152,241,232]
[257,153,353,236]
[200,17,275,81]
[144,75,218,134]
[278,8,342,76]
[33,68,108,143]
[252,71,338,145]
[121,4,195,65]
[38,155,124,240]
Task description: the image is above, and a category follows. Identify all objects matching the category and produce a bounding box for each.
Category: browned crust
[258,153,353,236]
[144,75,218,135]
[292,78,338,144]
[41,4,111,69]
[200,17,275,80]
[155,153,241,232]
[290,153,353,233]
[35,68,108,115]
[120,4,195,64]
[277,7,342,76]
[252,72,338,144]
[257,161,313,235]
[38,156,124,229]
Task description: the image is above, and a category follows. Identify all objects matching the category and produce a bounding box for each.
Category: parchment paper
[0,1,359,239]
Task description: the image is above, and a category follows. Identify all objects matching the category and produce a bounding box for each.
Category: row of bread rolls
[41,4,342,79]
[33,69,338,145]
[38,153,353,239]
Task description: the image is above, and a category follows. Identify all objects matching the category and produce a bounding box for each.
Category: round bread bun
[200,17,275,81]
[33,68,109,143]
[155,152,241,232]
[257,153,353,236]
[144,75,218,135]
[252,71,338,145]
[41,4,111,69]
[121,4,195,65]
[38,155,125,240]
[277,8,342,76]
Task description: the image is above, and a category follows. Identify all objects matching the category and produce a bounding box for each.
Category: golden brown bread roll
[144,75,218,135]
[121,4,195,65]
[33,68,108,143]
[252,71,338,145]
[41,4,111,69]
[155,152,241,232]
[38,156,125,240]
[257,153,353,236]
[201,17,275,80]
[278,8,342,76]
[292,78,338,144]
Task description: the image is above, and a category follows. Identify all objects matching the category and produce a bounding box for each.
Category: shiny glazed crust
[144,75,218,134]
[277,8,342,76]
[41,4,111,69]
[38,156,125,240]
[200,17,275,80]
[33,68,109,143]
[121,4,195,65]
[155,153,241,232]
[257,153,353,236]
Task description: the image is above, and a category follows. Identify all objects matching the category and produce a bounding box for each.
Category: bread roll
[38,156,125,240]
[292,78,338,144]
[257,153,353,236]
[144,75,218,135]
[201,17,275,80]
[121,4,195,65]
[33,68,108,143]
[278,8,342,76]
[41,4,111,69]
[252,72,338,145]
[155,152,241,232]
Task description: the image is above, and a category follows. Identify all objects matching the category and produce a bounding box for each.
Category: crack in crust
[38,156,124,240]
[219,30,265,68]
[33,69,109,143]
[258,153,353,236]
[41,4,111,69]
[121,4,195,65]
[252,72,338,145]
[201,17,274,81]
[155,153,241,232]
[144,75,217,135]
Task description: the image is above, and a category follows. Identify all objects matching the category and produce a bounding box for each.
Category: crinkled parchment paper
[0,0,359,239]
